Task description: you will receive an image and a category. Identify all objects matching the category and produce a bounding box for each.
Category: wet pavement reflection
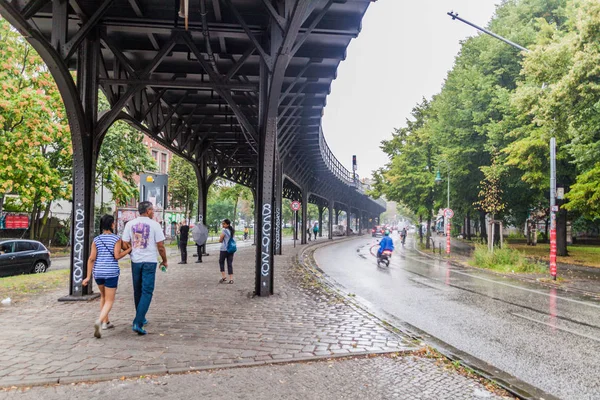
[315,234,600,399]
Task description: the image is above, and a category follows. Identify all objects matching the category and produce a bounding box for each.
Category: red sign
[444,208,454,219]
[549,228,557,277]
[3,214,29,229]
[446,220,451,254]
[291,201,301,211]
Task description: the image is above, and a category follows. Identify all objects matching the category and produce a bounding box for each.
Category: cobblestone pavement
[0,242,413,387]
[0,355,509,400]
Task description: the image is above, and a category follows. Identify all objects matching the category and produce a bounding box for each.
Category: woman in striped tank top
[83,215,132,339]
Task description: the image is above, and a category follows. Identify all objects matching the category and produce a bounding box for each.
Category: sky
[321,0,500,180]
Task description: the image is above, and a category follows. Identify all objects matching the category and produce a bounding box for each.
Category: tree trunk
[466,211,471,240]
[479,210,487,244]
[425,216,432,249]
[29,203,38,240]
[0,195,4,219]
[184,190,189,223]
[557,209,568,256]
[544,218,549,243]
[37,202,52,241]
[419,215,423,244]
[232,196,239,231]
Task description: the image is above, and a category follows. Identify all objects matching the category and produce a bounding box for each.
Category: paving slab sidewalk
[0,355,508,400]
[0,242,412,387]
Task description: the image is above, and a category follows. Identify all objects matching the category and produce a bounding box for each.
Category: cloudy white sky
[322,0,500,180]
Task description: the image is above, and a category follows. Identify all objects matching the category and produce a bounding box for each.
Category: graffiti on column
[72,203,85,293]
[261,203,272,278]
[275,206,281,253]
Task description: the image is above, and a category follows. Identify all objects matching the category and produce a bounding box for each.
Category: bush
[53,227,69,246]
[471,245,547,274]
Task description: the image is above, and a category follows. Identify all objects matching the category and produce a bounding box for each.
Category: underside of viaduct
[0,0,385,297]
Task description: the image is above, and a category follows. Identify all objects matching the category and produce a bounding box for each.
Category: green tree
[372,100,438,247]
[168,155,198,221]
[220,183,252,230]
[97,95,156,206]
[0,18,72,239]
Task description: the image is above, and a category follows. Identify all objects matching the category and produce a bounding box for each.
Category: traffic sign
[291,201,301,211]
[444,208,454,219]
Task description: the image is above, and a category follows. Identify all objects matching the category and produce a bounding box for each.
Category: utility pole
[448,11,557,279]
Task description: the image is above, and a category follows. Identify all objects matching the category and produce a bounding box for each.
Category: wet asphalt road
[314,234,600,400]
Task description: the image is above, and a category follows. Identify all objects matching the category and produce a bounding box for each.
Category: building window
[160,153,168,174]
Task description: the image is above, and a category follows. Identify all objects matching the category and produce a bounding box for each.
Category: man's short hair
[138,201,153,215]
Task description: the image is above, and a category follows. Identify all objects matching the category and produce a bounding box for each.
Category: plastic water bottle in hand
[160,263,167,273]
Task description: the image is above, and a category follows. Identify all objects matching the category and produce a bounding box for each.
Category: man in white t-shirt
[122,201,167,335]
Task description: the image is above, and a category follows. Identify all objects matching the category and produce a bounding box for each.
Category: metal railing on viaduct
[0,0,385,297]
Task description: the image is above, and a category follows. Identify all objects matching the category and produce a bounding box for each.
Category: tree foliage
[0,18,71,210]
[374,0,600,243]
[97,94,156,206]
[168,155,198,220]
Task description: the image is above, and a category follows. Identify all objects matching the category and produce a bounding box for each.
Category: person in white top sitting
[121,201,167,335]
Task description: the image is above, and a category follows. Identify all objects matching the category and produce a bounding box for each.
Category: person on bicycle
[377,230,394,260]
[400,227,407,246]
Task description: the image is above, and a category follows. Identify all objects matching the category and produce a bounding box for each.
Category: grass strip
[470,245,548,274]
[0,269,69,303]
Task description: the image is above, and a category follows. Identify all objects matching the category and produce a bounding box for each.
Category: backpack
[226,236,237,254]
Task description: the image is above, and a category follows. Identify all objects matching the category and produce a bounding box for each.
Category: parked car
[0,239,51,278]
[332,225,347,237]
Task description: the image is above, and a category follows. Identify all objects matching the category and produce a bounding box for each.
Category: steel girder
[0,0,384,299]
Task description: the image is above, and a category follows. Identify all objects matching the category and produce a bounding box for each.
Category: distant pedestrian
[401,227,407,246]
[178,221,189,264]
[122,201,167,335]
[218,219,235,284]
[83,215,131,339]
[313,223,319,240]
[192,219,208,263]
[244,226,249,241]
[307,225,312,241]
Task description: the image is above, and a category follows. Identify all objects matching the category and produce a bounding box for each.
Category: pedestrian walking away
[218,219,235,284]
[244,226,249,241]
[313,222,319,240]
[83,214,131,339]
[178,221,189,264]
[401,227,407,246]
[122,201,168,335]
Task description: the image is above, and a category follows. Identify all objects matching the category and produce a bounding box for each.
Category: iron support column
[346,207,351,236]
[301,189,308,244]
[318,206,323,237]
[254,56,275,296]
[274,159,283,255]
[65,28,101,299]
[328,200,334,240]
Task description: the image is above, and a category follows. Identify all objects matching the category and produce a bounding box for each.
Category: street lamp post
[448,11,557,279]
[435,160,451,254]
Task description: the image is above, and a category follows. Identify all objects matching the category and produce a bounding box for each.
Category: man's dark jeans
[179,241,187,262]
[131,262,157,327]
